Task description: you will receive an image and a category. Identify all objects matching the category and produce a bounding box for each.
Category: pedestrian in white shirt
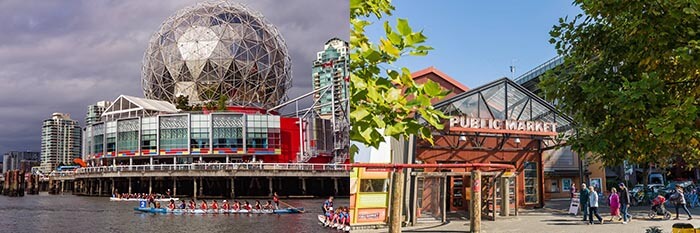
[588,186,604,225]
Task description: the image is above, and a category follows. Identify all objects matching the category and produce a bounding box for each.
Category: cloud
[0,0,348,154]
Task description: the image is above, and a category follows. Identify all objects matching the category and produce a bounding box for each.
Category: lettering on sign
[358,212,380,220]
[449,116,558,136]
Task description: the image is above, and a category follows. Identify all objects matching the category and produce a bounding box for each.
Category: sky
[0,0,348,155]
[365,0,583,88]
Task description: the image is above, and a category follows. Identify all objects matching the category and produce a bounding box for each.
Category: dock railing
[70,162,350,175]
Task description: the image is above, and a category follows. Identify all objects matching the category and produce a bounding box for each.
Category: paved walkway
[355,200,700,233]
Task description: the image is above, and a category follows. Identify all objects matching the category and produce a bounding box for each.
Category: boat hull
[133,207,304,214]
[111,197,179,202]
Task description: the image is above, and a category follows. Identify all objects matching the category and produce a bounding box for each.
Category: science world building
[81,2,344,167]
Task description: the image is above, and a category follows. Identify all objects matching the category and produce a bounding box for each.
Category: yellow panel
[351,168,359,178]
[350,209,356,224]
[356,193,389,208]
[350,178,358,194]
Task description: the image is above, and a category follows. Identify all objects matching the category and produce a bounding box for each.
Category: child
[652,194,666,213]
[324,207,334,226]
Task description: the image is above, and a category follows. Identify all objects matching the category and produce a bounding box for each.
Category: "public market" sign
[449,116,558,136]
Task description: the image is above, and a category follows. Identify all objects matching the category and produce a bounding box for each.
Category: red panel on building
[279,117,300,163]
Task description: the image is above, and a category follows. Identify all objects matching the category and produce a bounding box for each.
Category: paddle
[278,199,305,213]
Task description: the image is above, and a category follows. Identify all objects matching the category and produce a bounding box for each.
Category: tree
[349,0,449,155]
[175,95,192,111]
[216,95,229,111]
[541,1,700,170]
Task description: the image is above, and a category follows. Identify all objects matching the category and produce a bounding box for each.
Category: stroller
[648,195,672,220]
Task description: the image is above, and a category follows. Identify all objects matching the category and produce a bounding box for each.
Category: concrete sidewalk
[354,199,700,233]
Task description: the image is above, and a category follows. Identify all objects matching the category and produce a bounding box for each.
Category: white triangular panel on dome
[185,59,206,81]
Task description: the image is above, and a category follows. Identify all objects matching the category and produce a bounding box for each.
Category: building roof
[101,95,179,121]
[411,66,469,92]
[120,95,178,113]
[426,78,574,141]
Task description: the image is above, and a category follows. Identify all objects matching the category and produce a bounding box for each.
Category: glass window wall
[117,119,139,153]
[141,117,157,152]
[190,114,210,150]
[212,114,244,149]
[159,115,188,150]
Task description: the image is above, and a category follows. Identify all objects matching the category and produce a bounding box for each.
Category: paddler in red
[211,200,219,210]
[232,201,241,211]
[222,200,230,210]
[244,201,252,211]
[200,200,208,210]
[168,199,176,210]
[254,200,262,210]
[273,192,280,209]
[188,200,196,210]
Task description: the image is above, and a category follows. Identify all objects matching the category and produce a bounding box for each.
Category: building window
[524,162,539,204]
[117,119,139,152]
[159,115,188,150]
[105,121,117,154]
[590,178,602,193]
[360,179,389,193]
[190,114,210,150]
[212,114,244,149]
[141,117,157,151]
[92,123,105,155]
[549,179,559,193]
[562,178,572,192]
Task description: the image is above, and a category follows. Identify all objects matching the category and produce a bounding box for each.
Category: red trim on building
[411,66,469,92]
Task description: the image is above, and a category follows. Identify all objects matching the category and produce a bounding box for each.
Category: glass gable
[430,78,574,137]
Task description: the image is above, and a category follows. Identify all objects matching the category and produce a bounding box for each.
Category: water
[0,194,347,233]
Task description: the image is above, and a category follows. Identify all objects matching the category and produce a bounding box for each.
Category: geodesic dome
[142,1,292,109]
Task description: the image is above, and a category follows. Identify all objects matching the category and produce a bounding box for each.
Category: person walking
[580,183,590,221]
[672,185,693,220]
[588,185,604,224]
[608,187,621,221]
[618,183,632,224]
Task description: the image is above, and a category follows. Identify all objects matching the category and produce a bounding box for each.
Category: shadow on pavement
[540,218,586,225]
[401,221,470,233]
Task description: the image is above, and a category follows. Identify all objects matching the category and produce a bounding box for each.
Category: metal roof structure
[426,78,574,148]
[101,95,178,122]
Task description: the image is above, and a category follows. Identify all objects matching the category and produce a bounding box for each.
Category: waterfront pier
[45,163,349,198]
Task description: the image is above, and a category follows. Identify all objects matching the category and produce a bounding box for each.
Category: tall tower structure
[40,113,81,172]
[311,38,349,163]
[312,38,349,119]
[85,101,111,125]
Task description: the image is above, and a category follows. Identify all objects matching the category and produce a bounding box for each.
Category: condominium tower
[312,38,348,119]
[40,113,81,172]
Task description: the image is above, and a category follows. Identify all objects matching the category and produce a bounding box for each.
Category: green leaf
[424,81,442,96]
[381,38,400,57]
[351,108,371,121]
[397,18,411,36]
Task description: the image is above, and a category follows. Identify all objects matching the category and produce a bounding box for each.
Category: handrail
[514,56,564,84]
[350,163,515,171]
[48,163,351,176]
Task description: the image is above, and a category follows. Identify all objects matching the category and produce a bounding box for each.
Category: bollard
[471,169,482,233]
